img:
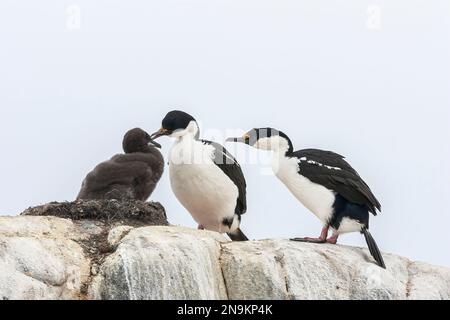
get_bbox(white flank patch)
[335,217,364,234]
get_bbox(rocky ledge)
[0,202,449,300]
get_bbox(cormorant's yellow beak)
[226,133,250,144]
[150,128,172,140]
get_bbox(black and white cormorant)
[150,110,248,241]
[227,128,385,268]
[77,128,164,201]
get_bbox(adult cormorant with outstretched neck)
[227,128,385,268]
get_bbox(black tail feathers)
[227,228,249,241]
[362,228,386,269]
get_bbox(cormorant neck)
[174,121,200,141]
[271,135,294,157]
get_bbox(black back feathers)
[294,149,381,215]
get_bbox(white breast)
[273,155,335,225]
[169,138,239,233]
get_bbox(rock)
[0,216,90,300]
[90,227,227,300]
[107,226,134,249]
[0,201,169,300]
[406,262,450,299]
[1,210,450,300]
[219,240,409,300]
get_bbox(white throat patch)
[170,121,199,139]
[255,136,290,154]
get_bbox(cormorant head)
[123,128,161,153]
[226,127,293,154]
[150,110,199,141]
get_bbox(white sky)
[1,1,449,267]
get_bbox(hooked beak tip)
[150,128,170,142]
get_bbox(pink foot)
[291,237,326,243]
[290,226,329,244]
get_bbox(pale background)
[1,1,449,267]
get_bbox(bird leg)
[326,234,338,244]
[197,224,205,230]
[290,226,329,243]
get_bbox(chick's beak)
[148,140,162,149]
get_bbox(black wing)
[202,140,247,215]
[293,149,381,215]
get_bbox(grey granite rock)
[1,214,449,300]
